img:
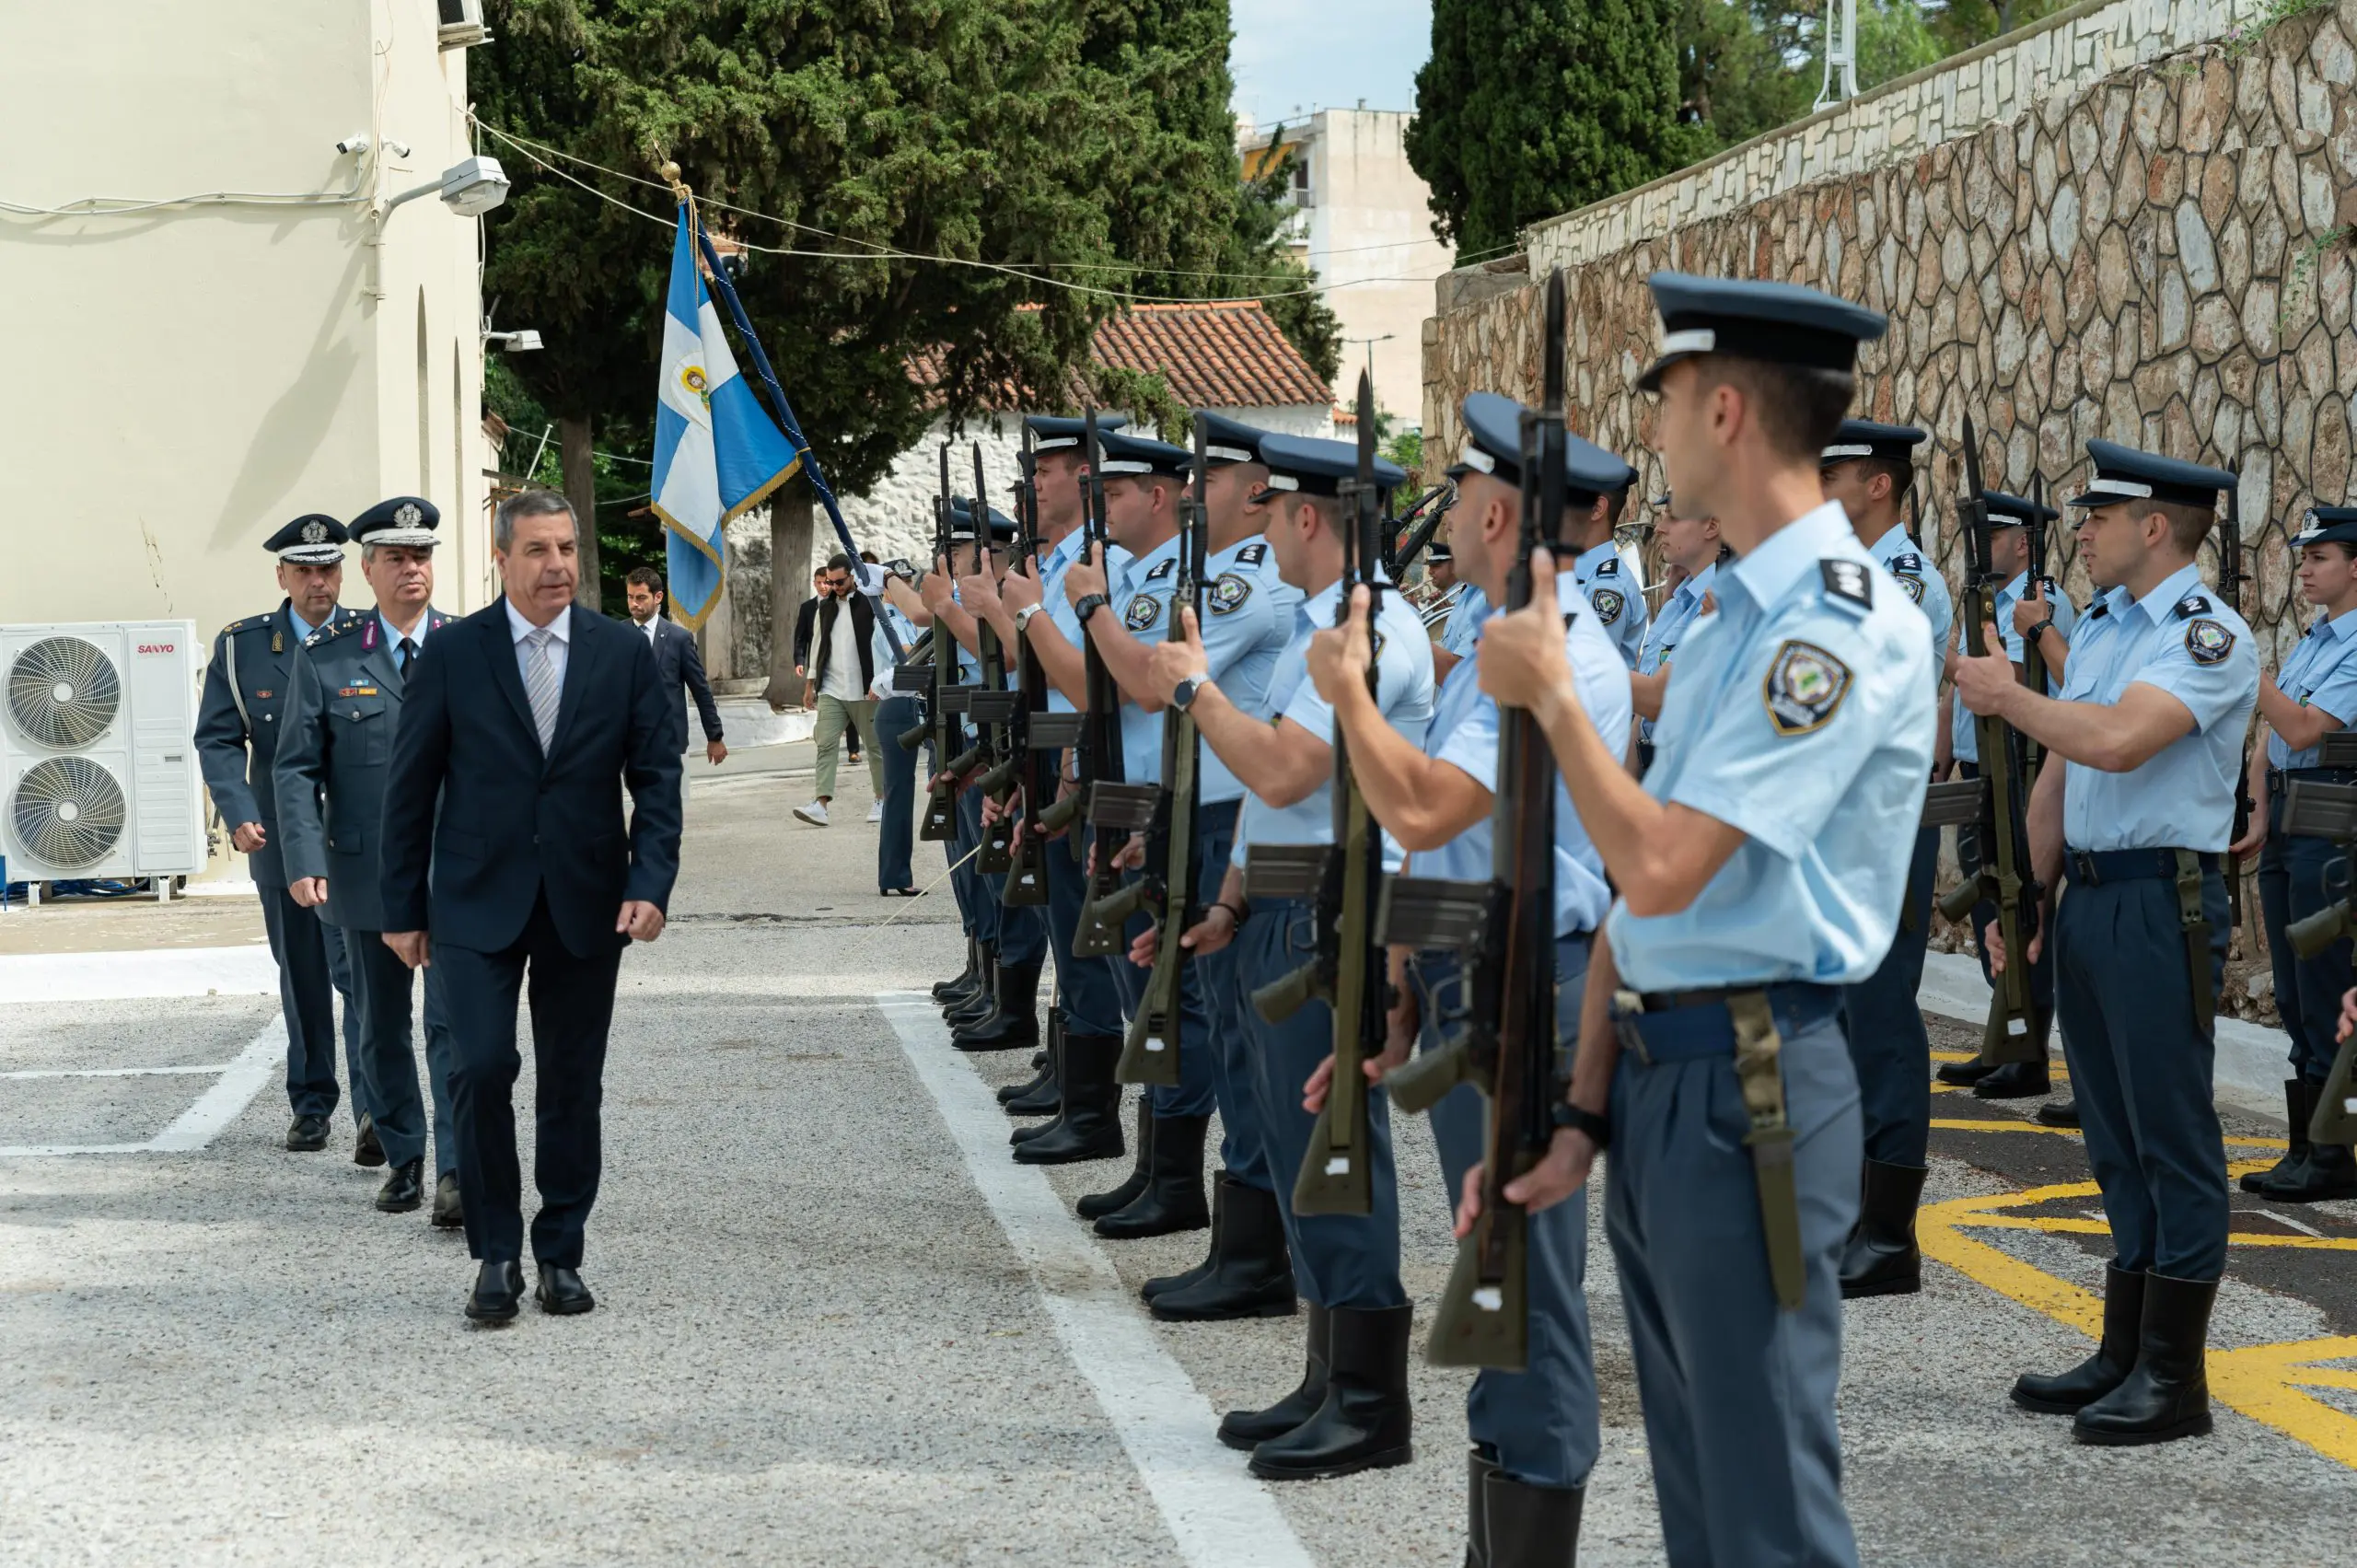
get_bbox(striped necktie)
[523,628,562,752]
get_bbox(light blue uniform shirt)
[1606,502,1937,990]
[1573,539,1648,669]
[1038,528,1132,715]
[1233,575,1435,873]
[1110,531,1186,784]
[1413,572,1631,936]
[2059,563,2258,853]
[287,606,322,645]
[1950,570,2074,764]
[2265,606,2357,770]
[868,602,918,698]
[1440,584,1488,657]
[1635,561,1717,744]
[1866,525,1953,671]
[1196,537,1302,806]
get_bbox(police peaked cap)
[1820,420,1925,466]
[265,513,349,563]
[1449,391,1637,501]
[2293,505,2357,548]
[1024,412,1128,454]
[2067,439,2236,510]
[350,495,441,550]
[1191,411,1272,467]
[1256,434,1408,500]
[946,498,1017,544]
[1981,489,2059,530]
[1638,272,1887,392]
[1094,430,1194,481]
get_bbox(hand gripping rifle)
[1086,424,1212,1087]
[1045,409,1132,955]
[991,424,1056,909]
[2221,469,2251,933]
[1245,368,1391,1218]
[1374,266,1573,1370]
[2284,756,2357,1147]
[917,442,971,842]
[1924,416,2045,1066]
[962,443,1023,877]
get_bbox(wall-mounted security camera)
[382,138,412,159]
[335,134,371,156]
[484,329,543,352]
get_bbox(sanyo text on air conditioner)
[1,622,204,900]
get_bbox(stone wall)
[1423,2,2357,662]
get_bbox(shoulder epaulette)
[1819,558,1874,612]
[219,614,265,637]
[1144,557,1178,582]
[2173,592,2212,620]
[1592,555,1621,577]
[2085,598,2110,620]
[1237,541,1268,567]
[1887,552,1923,575]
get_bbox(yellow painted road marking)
[1930,1117,2288,1150]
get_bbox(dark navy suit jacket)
[641,614,724,755]
[380,599,683,958]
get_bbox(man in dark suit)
[380,490,683,1324]
[192,515,370,1156]
[622,567,727,768]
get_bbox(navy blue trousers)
[1194,802,1269,1187]
[2054,868,2230,1281]
[266,885,368,1123]
[348,930,458,1177]
[877,694,920,892]
[1106,844,1219,1120]
[1841,822,1936,1166]
[1234,896,1404,1309]
[1410,936,1598,1491]
[2257,796,2355,1084]
[1043,824,1128,1039]
[1607,1000,1863,1568]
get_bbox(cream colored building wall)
[0,1,493,640]
[1296,110,1454,424]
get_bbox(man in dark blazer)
[380,490,683,1324]
[621,567,726,767]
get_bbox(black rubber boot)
[932,938,981,1002]
[1143,1179,1224,1302]
[1838,1158,1928,1299]
[2240,1079,2310,1192]
[2035,1098,2079,1129]
[2266,1109,2357,1202]
[1095,1113,1212,1239]
[941,943,993,1015]
[1464,1448,1498,1568]
[954,961,1042,1051]
[1219,1305,1329,1451]
[998,1047,1053,1105]
[1480,1463,1584,1568]
[2012,1263,2144,1413]
[1076,1101,1154,1215]
[1972,1058,2051,1098]
[1152,1177,1297,1321]
[945,968,1000,1028]
[1002,1034,1062,1117]
[2073,1272,2217,1446]
[1248,1303,1414,1480]
[1011,1036,1124,1165]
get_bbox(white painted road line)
[0,945,279,1005]
[148,1018,285,1152]
[0,1141,154,1158]
[2,1063,236,1080]
[877,993,1317,1568]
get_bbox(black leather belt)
[2062,847,2219,887]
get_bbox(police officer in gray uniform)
[276,496,462,1225]
[1473,273,1923,1567]
[1956,440,2255,1446]
[193,515,370,1156]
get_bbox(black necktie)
[398,636,415,677]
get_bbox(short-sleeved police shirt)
[1951,570,2074,763]
[1572,539,1647,669]
[2266,604,2357,771]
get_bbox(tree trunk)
[764,485,815,710]
[561,414,601,611]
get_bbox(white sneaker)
[866,801,884,824]
[794,799,830,826]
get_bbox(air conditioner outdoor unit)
[438,0,491,50]
[0,621,203,900]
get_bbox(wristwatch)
[1014,602,1043,636]
[1550,1100,1612,1149]
[1075,593,1109,626]
[1172,674,1205,710]
[2026,615,2057,641]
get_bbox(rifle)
[2284,768,2357,1148]
[2018,471,2050,778]
[1385,482,1459,581]
[1043,409,1131,956]
[964,443,1022,877]
[989,424,1055,908]
[1086,424,1212,1087]
[917,442,970,842]
[1245,368,1391,1218]
[2222,468,2250,934]
[1927,416,2045,1067]
[1375,266,1573,1369]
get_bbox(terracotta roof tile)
[908,300,1329,412]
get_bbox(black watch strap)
[1075,593,1109,625]
[1550,1100,1611,1149]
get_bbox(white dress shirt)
[819,598,862,703]
[505,595,571,689]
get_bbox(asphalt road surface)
[2,752,2351,1566]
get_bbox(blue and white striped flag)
[652,203,798,629]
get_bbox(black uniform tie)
[398,636,416,677]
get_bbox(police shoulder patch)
[2172,592,2212,621]
[1144,558,1178,582]
[1237,541,1268,567]
[1819,558,1874,610]
[1208,573,1254,616]
[2184,618,2235,666]
[1762,639,1853,736]
[1898,575,1927,604]
[1124,595,1164,632]
[1589,587,1625,624]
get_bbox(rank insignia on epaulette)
[1124,596,1163,631]
[1593,556,1620,577]
[1238,542,1268,566]
[1763,640,1852,736]
[2173,593,2212,620]
[1889,552,1922,574]
[1590,588,1625,624]
[1209,573,1253,615]
[2184,619,2235,665]
[1144,558,1178,581]
[1819,559,1874,609]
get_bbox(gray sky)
[1229,0,1432,131]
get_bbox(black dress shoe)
[2035,1098,2080,1128]
[285,1114,329,1152]
[353,1115,386,1167]
[536,1262,596,1315]
[432,1172,464,1228]
[375,1157,424,1213]
[466,1260,525,1323]
[1972,1060,2050,1099]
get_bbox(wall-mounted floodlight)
[384,155,510,218]
[484,329,542,352]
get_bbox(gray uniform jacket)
[193,600,364,889]
[273,610,454,932]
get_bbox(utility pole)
[1814,0,1861,112]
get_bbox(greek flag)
[652,203,798,630]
